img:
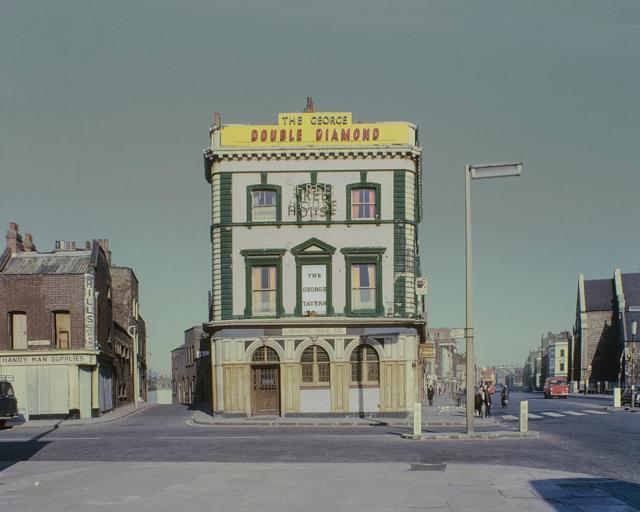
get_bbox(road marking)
[528,413,544,419]
[157,436,260,440]
[501,415,518,421]
[311,434,389,438]
[561,410,587,416]
[541,412,565,417]
[0,437,102,442]
[582,410,608,415]
[44,437,102,440]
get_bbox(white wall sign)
[27,340,51,347]
[0,353,97,366]
[301,264,327,315]
[84,273,96,349]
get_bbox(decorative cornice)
[203,145,421,163]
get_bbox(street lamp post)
[465,162,522,434]
[632,320,637,410]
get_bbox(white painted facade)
[203,110,424,417]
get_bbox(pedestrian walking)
[427,386,434,406]
[474,388,483,417]
[483,386,492,417]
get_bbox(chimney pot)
[6,222,23,253]
[304,97,314,113]
[23,233,35,252]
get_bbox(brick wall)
[0,274,85,349]
[583,310,618,382]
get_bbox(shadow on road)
[0,422,62,472]
[531,478,640,510]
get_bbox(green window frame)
[241,249,286,318]
[341,247,385,317]
[246,184,282,224]
[346,182,381,223]
[291,238,335,316]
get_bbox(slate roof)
[622,273,640,307]
[1,251,92,275]
[583,279,614,311]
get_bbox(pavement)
[190,396,501,427]
[10,402,152,429]
[2,461,639,511]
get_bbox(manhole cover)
[409,463,447,472]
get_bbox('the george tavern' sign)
[301,265,327,315]
[219,112,412,148]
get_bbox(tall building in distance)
[202,101,425,417]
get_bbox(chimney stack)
[97,239,111,266]
[304,97,314,113]
[214,112,222,127]
[5,222,23,253]
[23,233,36,252]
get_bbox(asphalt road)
[1,392,639,483]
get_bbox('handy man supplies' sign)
[219,112,413,147]
[301,265,327,315]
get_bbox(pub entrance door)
[251,365,280,415]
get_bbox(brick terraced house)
[0,223,146,418]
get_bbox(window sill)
[350,384,380,389]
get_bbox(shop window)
[301,346,330,385]
[350,345,379,385]
[346,183,381,222]
[9,312,27,350]
[247,185,281,223]
[54,312,71,349]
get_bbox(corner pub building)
[203,101,425,417]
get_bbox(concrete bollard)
[413,402,422,438]
[519,400,528,432]
[614,388,621,408]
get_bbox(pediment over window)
[290,238,336,256]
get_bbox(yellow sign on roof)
[218,112,413,148]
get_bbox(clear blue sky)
[2,1,638,373]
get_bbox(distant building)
[424,328,459,394]
[171,326,211,405]
[541,332,570,381]
[111,266,147,404]
[574,269,640,391]
[524,348,543,390]
[0,223,146,418]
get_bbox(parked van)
[0,377,25,428]
[543,377,569,398]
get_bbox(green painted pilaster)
[220,173,233,319]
